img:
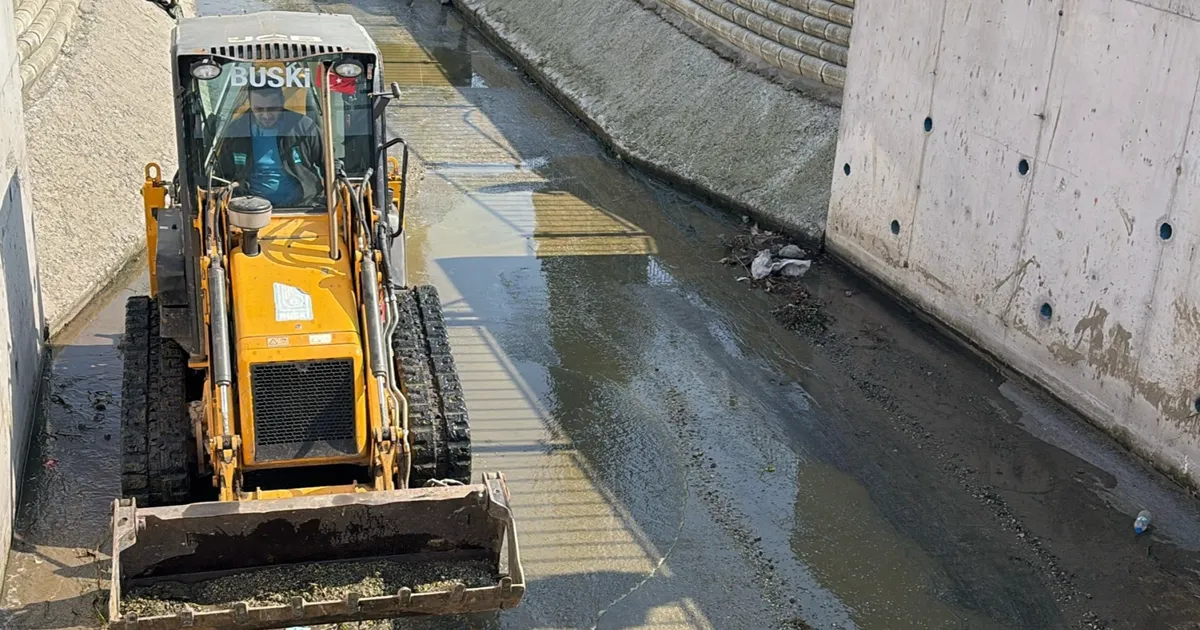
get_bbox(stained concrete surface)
[22,0,185,334]
[826,0,1200,494]
[0,0,47,587]
[3,1,1200,629]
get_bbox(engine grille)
[250,358,358,462]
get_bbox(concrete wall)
[828,0,1200,488]
[0,0,47,583]
[455,0,842,247]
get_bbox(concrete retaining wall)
[641,0,853,89]
[455,0,842,247]
[828,0,1200,489]
[22,0,182,333]
[0,0,47,583]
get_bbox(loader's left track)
[120,296,195,507]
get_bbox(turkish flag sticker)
[317,67,358,95]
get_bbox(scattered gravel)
[121,559,498,617]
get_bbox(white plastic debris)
[750,250,812,280]
[779,244,806,259]
[778,259,812,277]
[751,250,773,279]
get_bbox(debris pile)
[121,558,498,617]
[720,223,829,333]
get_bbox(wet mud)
[2,264,148,630]
[121,558,497,616]
[4,1,1200,629]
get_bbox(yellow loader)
[109,10,523,628]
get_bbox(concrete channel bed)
[3,0,1200,628]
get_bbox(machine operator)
[215,84,326,207]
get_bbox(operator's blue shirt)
[248,124,302,206]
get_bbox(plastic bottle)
[1134,510,1152,535]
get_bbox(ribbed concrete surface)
[646,0,853,89]
[455,0,841,247]
[12,0,83,97]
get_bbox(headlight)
[190,60,221,80]
[333,60,363,78]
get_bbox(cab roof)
[173,11,379,59]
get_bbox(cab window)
[183,56,373,210]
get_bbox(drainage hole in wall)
[1160,222,1173,240]
[924,117,933,132]
[890,220,900,234]
[1194,397,1200,414]
[1018,159,1030,176]
[1039,302,1053,320]
[843,163,851,176]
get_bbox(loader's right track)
[392,285,472,486]
[120,296,194,507]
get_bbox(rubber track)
[120,296,151,504]
[393,289,439,483]
[120,296,192,506]
[415,285,471,483]
[147,309,192,505]
[391,285,472,485]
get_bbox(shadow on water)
[345,3,1200,629]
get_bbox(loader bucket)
[107,473,524,630]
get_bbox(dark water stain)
[2,265,148,628]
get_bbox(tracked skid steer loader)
[109,11,523,628]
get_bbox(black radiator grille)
[250,358,358,462]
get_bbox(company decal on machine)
[228,65,312,89]
[273,282,313,322]
[227,34,324,43]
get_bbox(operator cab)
[173,12,384,214]
[159,11,401,359]
[183,55,373,212]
